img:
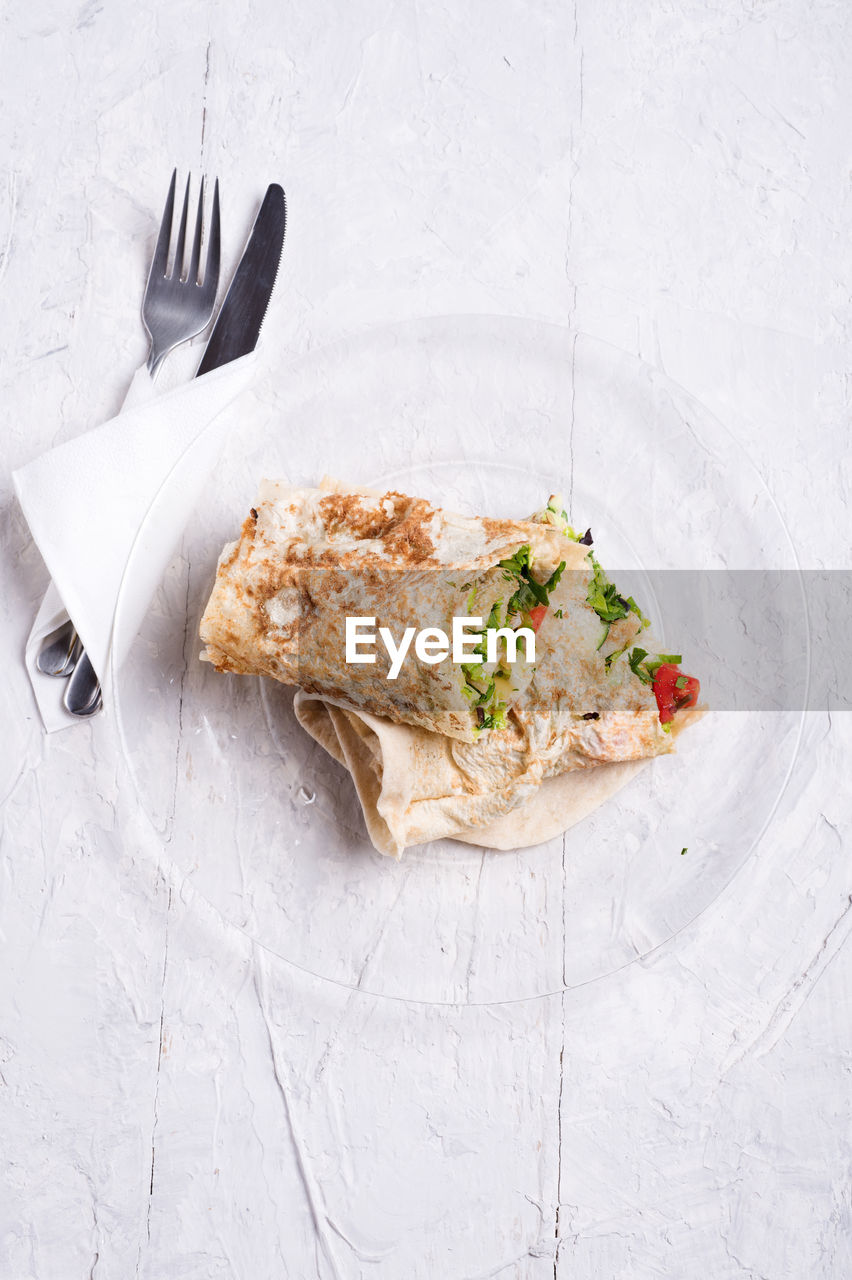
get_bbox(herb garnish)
[628,647,650,681]
[498,544,566,621]
[477,705,507,731]
[626,648,683,684]
[460,599,511,731]
[462,544,567,734]
[586,553,648,650]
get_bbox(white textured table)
[2,3,850,1276]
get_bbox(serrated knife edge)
[196,183,287,377]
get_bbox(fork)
[143,169,221,377]
[37,170,222,715]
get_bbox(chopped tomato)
[652,663,700,724]
[529,604,548,633]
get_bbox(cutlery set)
[37,171,287,718]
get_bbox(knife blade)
[196,182,287,376]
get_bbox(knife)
[196,183,287,376]
[64,182,287,717]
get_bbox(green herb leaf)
[586,557,630,624]
[498,545,532,578]
[500,545,566,621]
[585,554,649,640]
[628,647,651,682]
[478,680,496,708]
[623,595,650,628]
[476,704,507,732]
[525,575,550,607]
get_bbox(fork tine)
[149,168,176,281]
[143,170,222,377]
[187,176,204,286]
[173,174,191,280]
[201,177,221,296]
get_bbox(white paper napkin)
[13,356,256,732]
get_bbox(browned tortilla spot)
[482,518,520,546]
[314,491,438,562]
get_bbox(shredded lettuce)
[455,504,584,731]
[460,543,567,734]
[498,544,567,622]
[585,552,649,652]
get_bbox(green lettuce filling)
[458,492,658,731]
[585,552,649,656]
[461,600,508,731]
[498,544,566,621]
[459,546,567,735]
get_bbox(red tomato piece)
[652,663,700,724]
[529,604,548,633]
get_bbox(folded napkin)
[293,690,647,857]
[14,356,256,731]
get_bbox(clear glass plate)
[111,316,804,1004]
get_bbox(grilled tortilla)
[200,479,591,741]
[200,481,702,856]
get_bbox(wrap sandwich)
[200,481,702,855]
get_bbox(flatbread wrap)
[200,482,702,855]
[200,480,590,741]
